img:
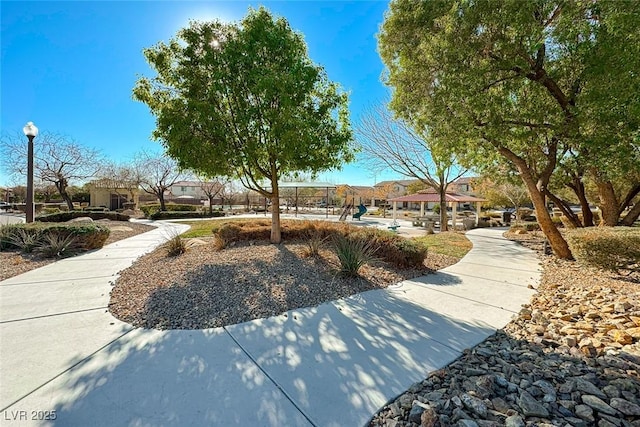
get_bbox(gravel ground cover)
[109,237,458,329]
[0,220,155,281]
[369,230,640,427]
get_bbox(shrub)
[302,228,328,258]
[164,233,187,257]
[37,233,77,258]
[0,223,110,253]
[0,224,23,251]
[37,211,130,222]
[209,219,428,267]
[351,227,428,268]
[566,227,640,275]
[333,235,378,277]
[149,211,224,220]
[140,203,199,217]
[9,228,43,253]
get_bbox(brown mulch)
[0,221,155,281]
[108,238,459,330]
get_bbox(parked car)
[0,202,11,212]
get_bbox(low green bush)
[140,203,199,217]
[208,219,427,268]
[510,222,541,232]
[0,223,110,253]
[37,211,130,222]
[566,227,640,275]
[150,211,224,220]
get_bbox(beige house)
[88,179,140,210]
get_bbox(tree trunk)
[158,192,167,211]
[514,171,573,259]
[438,186,448,232]
[270,183,281,244]
[55,179,74,211]
[208,196,214,215]
[596,180,620,226]
[570,178,593,226]
[621,201,640,226]
[545,191,582,228]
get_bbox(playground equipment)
[339,203,353,221]
[353,204,367,220]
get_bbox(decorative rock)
[409,403,426,424]
[504,415,525,427]
[517,390,549,418]
[576,379,608,399]
[575,404,595,422]
[627,327,640,339]
[457,420,479,427]
[608,330,633,345]
[421,407,438,427]
[582,395,617,416]
[399,393,414,409]
[610,398,640,416]
[461,393,488,418]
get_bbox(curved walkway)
[0,226,540,427]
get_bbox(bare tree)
[1,131,103,210]
[134,151,185,211]
[197,175,229,215]
[357,103,466,231]
[219,181,241,211]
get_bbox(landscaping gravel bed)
[0,220,155,281]
[109,238,456,330]
[369,231,640,427]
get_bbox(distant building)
[88,178,140,210]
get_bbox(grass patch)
[414,231,472,259]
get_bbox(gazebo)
[388,191,487,228]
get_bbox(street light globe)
[23,122,38,137]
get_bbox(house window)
[181,186,187,192]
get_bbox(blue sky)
[1,0,405,187]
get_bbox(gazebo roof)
[388,192,486,203]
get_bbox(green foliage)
[379,0,640,256]
[0,224,22,251]
[140,203,198,217]
[566,227,640,275]
[205,219,427,267]
[1,223,110,252]
[164,232,187,257]
[133,7,355,242]
[37,233,78,258]
[510,222,542,232]
[333,235,378,277]
[8,228,43,253]
[37,211,130,222]
[150,211,224,220]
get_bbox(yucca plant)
[37,233,77,258]
[333,235,378,277]
[9,228,43,253]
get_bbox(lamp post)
[23,122,38,223]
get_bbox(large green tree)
[133,8,354,243]
[379,0,640,259]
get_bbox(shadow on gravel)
[369,330,640,426]
[126,244,425,330]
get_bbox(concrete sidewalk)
[0,226,540,427]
